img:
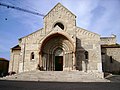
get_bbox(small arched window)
[85,51,88,59]
[31,52,34,60]
[110,56,113,63]
[54,22,64,30]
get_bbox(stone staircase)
[1,70,110,82]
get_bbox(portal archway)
[39,33,74,71]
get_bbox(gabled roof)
[101,44,120,48]
[0,58,9,61]
[100,37,115,39]
[11,45,21,50]
[19,28,43,40]
[44,3,76,18]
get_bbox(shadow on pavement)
[105,75,120,82]
[0,80,120,90]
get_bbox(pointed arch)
[39,33,75,71]
[39,32,75,52]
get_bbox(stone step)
[1,70,109,82]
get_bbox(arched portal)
[40,33,74,71]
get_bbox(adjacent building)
[0,58,9,77]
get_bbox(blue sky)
[0,0,120,60]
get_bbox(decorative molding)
[76,27,100,38]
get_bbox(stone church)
[9,3,120,76]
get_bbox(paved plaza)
[0,80,120,90]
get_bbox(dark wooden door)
[55,56,63,71]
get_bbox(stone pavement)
[0,80,120,90]
[0,71,120,90]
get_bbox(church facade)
[9,3,120,75]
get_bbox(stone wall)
[9,49,21,73]
[100,35,116,45]
[102,47,120,74]
[44,3,76,35]
[76,27,102,72]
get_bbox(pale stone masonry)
[100,34,116,45]
[9,3,120,76]
[101,44,120,74]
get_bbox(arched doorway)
[54,48,63,71]
[40,33,74,71]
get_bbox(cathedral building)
[9,3,120,76]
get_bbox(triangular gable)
[44,3,76,18]
[11,45,21,50]
[19,28,43,40]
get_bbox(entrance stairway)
[1,70,109,82]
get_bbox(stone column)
[72,52,76,70]
[39,53,42,67]
[97,44,103,72]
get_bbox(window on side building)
[85,51,88,60]
[31,52,34,60]
[110,56,113,63]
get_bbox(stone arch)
[39,33,75,71]
[54,22,64,30]
[39,32,74,52]
[52,20,66,31]
[54,47,63,56]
